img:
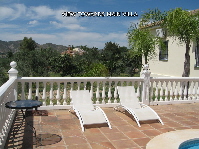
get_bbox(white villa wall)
[144,29,199,77]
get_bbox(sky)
[0,0,199,49]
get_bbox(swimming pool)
[179,139,199,149]
[146,129,199,149]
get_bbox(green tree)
[50,54,75,77]
[14,37,59,77]
[71,46,101,76]
[124,50,142,76]
[14,37,37,76]
[101,42,127,76]
[32,48,59,76]
[128,24,159,64]
[141,8,199,77]
[83,63,109,77]
[20,37,37,52]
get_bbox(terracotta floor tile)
[174,126,191,130]
[84,127,102,134]
[110,120,129,126]
[90,142,116,149]
[104,132,129,141]
[63,136,88,145]
[59,124,80,130]
[179,120,198,126]
[190,125,199,129]
[136,124,154,130]
[112,139,138,148]
[99,126,119,134]
[164,121,183,128]
[133,137,151,147]
[158,127,176,133]
[141,129,161,137]
[85,133,109,143]
[67,144,91,149]
[62,129,83,137]
[117,125,138,132]
[125,130,147,139]
[149,123,165,129]
[5,104,199,149]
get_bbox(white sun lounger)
[70,90,112,131]
[116,86,164,127]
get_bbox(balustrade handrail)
[0,77,17,148]
[151,77,199,81]
[17,77,145,82]
[0,78,16,96]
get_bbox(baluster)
[114,81,118,103]
[165,81,168,101]
[50,82,53,105]
[36,82,39,99]
[96,81,100,104]
[42,82,46,106]
[174,81,178,100]
[197,82,199,100]
[188,81,192,100]
[155,81,158,101]
[136,81,140,99]
[84,81,86,90]
[179,81,183,100]
[170,81,174,101]
[108,81,112,103]
[90,81,94,101]
[63,82,67,105]
[183,81,188,100]
[101,81,106,104]
[21,82,25,100]
[159,81,163,101]
[70,82,74,105]
[192,81,196,101]
[28,82,32,100]
[132,81,135,92]
[77,81,80,90]
[150,81,154,103]
[56,82,60,105]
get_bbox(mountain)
[0,40,21,53]
[0,40,69,54]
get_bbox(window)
[159,40,168,61]
[195,38,199,67]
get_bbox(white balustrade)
[0,77,17,148]
[1,61,199,147]
[13,77,142,109]
[150,78,199,105]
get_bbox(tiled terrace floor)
[5,103,199,149]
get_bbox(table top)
[5,100,42,109]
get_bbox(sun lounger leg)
[159,118,164,125]
[96,106,112,129]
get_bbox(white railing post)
[8,61,18,101]
[141,64,151,105]
[8,61,18,79]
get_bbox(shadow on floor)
[4,110,62,149]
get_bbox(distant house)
[61,47,85,56]
[142,11,199,77]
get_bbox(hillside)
[0,40,69,54]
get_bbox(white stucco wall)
[144,28,199,77]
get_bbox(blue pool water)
[179,139,199,149]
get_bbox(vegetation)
[140,8,199,77]
[128,24,159,64]
[0,38,142,86]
